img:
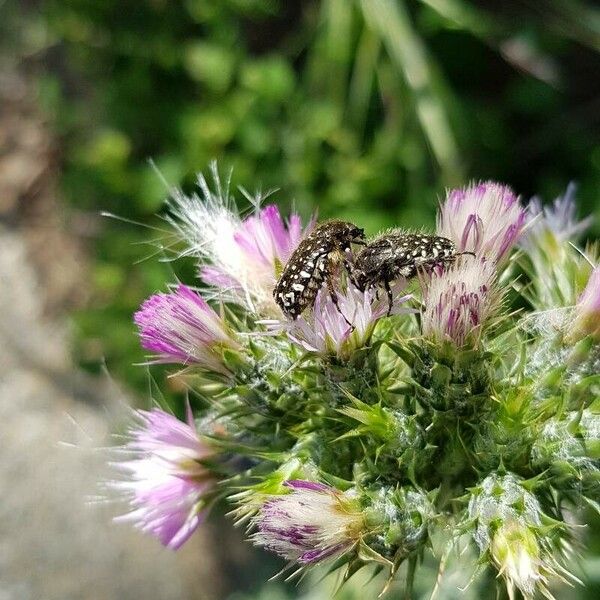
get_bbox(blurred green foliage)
[8,0,600,404]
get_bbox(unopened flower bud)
[491,522,544,599]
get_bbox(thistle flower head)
[437,181,526,263]
[523,183,592,248]
[134,284,239,372]
[572,266,600,341]
[252,480,365,565]
[518,185,596,312]
[110,407,215,550]
[468,473,542,548]
[421,258,498,347]
[167,166,311,315]
[284,283,411,359]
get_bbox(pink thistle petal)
[200,266,241,291]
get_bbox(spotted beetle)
[274,220,365,320]
[353,231,473,314]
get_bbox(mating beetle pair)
[274,220,470,320]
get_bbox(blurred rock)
[0,226,225,600]
[0,63,87,315]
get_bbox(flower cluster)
[107,168,599,599]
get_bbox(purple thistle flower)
[522,183,592,248]
[167,167,312,315]
[272,283,412,358]
[421,259,498,347]
[198,204,309,313]
[110,407,216,550]
[134,284,239,371]
[252,480,365,565]
[437,181,526,263]
[573,267,600,340]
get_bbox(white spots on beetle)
[300,271,310,278]
[292,283,304,292]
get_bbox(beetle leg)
[326,271,354,329]
[341,254,362,290]
[384,278,393,316]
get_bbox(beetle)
[353,231,474,314]
[274,220,365,320]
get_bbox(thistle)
[134,284,240,372]
[252,481,366,565]
[282,283,411,360]
[106,168,599,599]
[420,257,499,349]
[437,181,526,263]
[571,267,600,342]
[166,163,312,315]
[109,407,217,550]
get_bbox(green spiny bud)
[364,487,433,561]
[467,473,573,599]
